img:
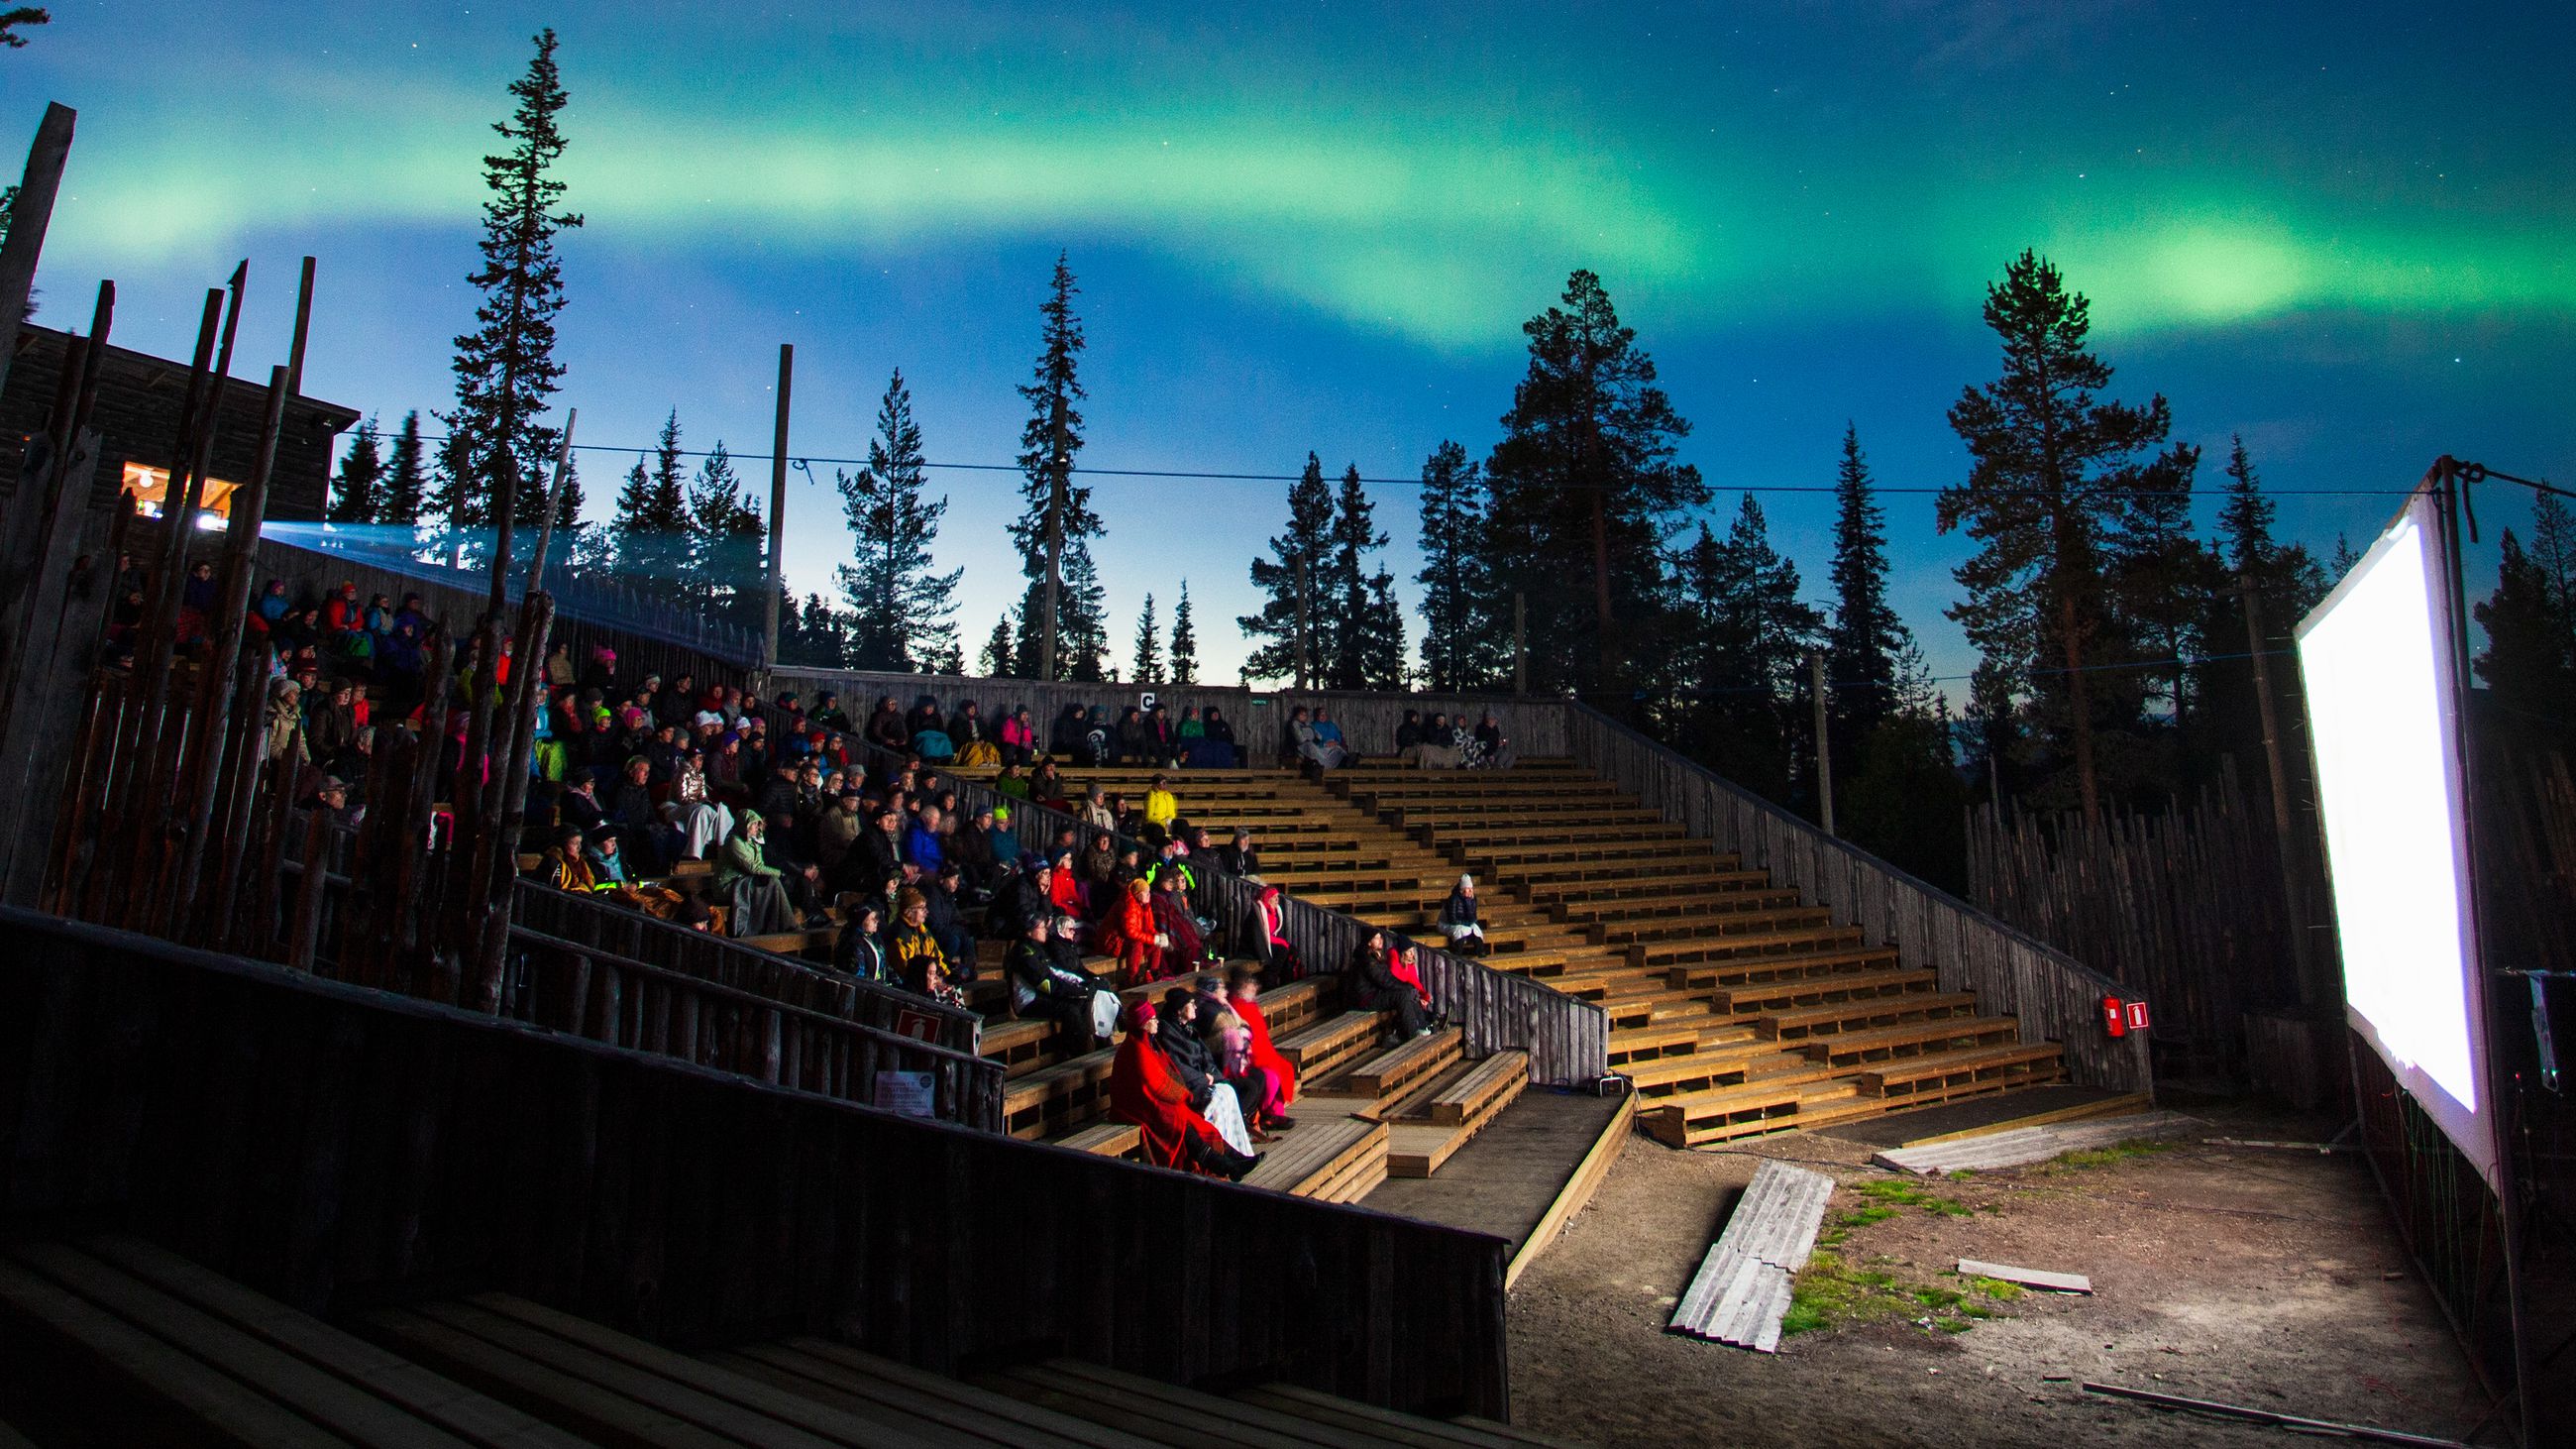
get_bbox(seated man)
[1006,914,1108,1056]
[890,886,967,1007]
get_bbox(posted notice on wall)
[873,1070,937,1119]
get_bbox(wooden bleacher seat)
[1052,1121,1143,1159]
[1002,1049,1118,1139]
[1237,1114,1388,1202]
[0,1238,588,1448]
[708,1339,1149,1448]
[1341,1028,1462,1102]
[1704,966,1936,1017]
[1797,1017,2024,1068]
[1755,991,1979,1041]
[1273,1009,1389,1082]
[1858,1042,2064,1099]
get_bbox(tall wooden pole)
[763,344,793,668]
[525,409,576,598]
[285,255,316,397]
[2238,570,2317,1007]
[0,103,74,407]
[1041,432,1064,682]
[1292,552,1310,691]
[1512,592,1527,697]
[1810,648,1836,837]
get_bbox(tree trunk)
[2058,584,2101,825]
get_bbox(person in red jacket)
[1225,965,1298,1131]
[1109,1001,1253,1179]
[1106,876,1165,987]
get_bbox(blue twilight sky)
[7,1,2570,686]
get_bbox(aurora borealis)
[9,1,2570,682]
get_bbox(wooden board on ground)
[1666,1160,1837,1354]
[1870,1111,2196,1176]
[1957,1259,2093,1294]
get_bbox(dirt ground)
[1505,1104,2491,1448]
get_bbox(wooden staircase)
[1319,757,2067,1148]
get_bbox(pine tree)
[0,10,50,50]
[1939,250,2193,822]
[610,409,693,599]
[1131,593,1161,683]
[327,417,384,525]
[1008,253,1099,679]
[1060,546,1110,682]
[835,369,961,672]
[1824,424,1914,748]
[1361,571,1407,689]
[1168,582,1199,685]
[1238,453,1336,685]
[1485,270,1706,692]
[379,411,428,526]
[1415,440,1502,691]
[982,613,1016,678]
[686,442,764,632]
[441,28,583,597]
[1324,464,1393,689]
[1677,497,1822,803]
[2328,532,2360,578]
[2474,527,2576,738]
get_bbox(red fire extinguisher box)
[2101,995,2127,1038]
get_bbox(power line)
[395,428,2418,499]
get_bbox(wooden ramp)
[1666,1160,1837,1354]
[1871,1110,2198,1175]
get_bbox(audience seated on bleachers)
[1346,929,1431,1042]
[715,813,798,938]
[1109,1001,1255,1180]
[1156,986,1258,1155]
[891,886,967,1007]
[1226,965,1299,1130]
[1006,913,1112,1055]
[1103,876,1165,986]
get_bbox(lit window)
[123,463,240,524]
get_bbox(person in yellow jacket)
[1143,773,1179,834]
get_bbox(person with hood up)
[1104,875,1166,986]
[833,899,889,981]
[1006,913,1108,1055]
[1156,987,1257,1156]
[1108,1001,1254,1179]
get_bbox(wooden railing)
[830,729,1609,1087]
[0,907,1512,1419]
[1560,701,2152,1095]
[508,926,1003,1129]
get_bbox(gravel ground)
[1504,1105,2489,1448]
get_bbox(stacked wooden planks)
[1666,1160,1838,1354]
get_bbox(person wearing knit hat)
[890,886,963,1006]
[1439,873,1486,955]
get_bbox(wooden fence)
[0,908,1513,1419]
[255,531,756,689]
[1558,701,2152,1095]
[1964,765,2317,1079]
[770,664,1567,759]
[822,725,1610,1087]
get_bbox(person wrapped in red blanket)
[1108,1001,1256,1180]
[1224,964,1298,1131]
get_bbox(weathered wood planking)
[1872,1110,2196,1175]
[1557,703,2152,1097]
[1667,1161,1837,1353]
[0,908,1514,1421]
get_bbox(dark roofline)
[12,322,364,433]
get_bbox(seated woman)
[1438,874,1488,955]
[1252,884,1303,979]
[1104,876,1167,986]
[1047,850,1084,921]
[714,814,796,938]
[1109,1002,1254,1180]
[1344,929,1430,1040]
[833,899,889,981]
[1157,988,1257,1155]
[1284,706,1345,772]
[1151,870,1210,969]
[1311,710,1353,762]
[997,707,1037,766]
[1388,938,1440,1024]
[1466,711,1515,769]
[1225,965,1298,1131]
[890,886,968,1007]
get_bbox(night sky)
[10,1,2570,686]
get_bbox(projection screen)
[2297,489,2497,1190]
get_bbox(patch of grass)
[1947,1169,1977,1181]
[2048,1138,2180,1172]
[1958,1302,1995,1320]
[1933,1316,1975,1333]
[1839,1204,1899,1227]
[1781,1251,1912,1337]
[1967,1275,2027,1302]
[1853,1178,1976,1216]
[1910,1285,1969,1311]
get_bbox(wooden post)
[472,595,554,1013]
[763,345,792,668]
[285,256,316,397]
[1810,649,1835,837]
[524,409,575,597]
[0,103,73,408]
[1512,592,1527,697]
[2238,571,2318,1008]
[1293,552,1310,690]
[165,367,290,934]
[1041,448,1063,681]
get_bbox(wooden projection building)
[1,321,359,522]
